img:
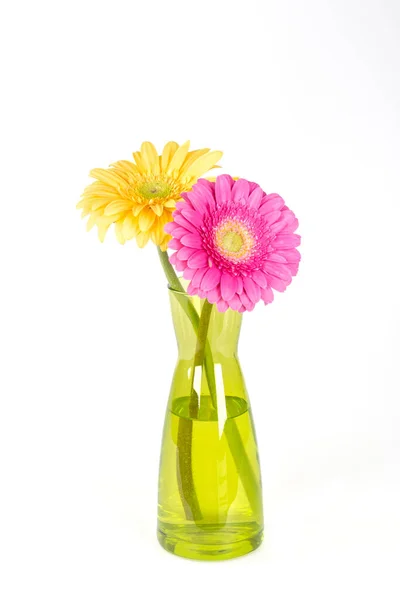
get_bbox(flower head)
[77,141,223,250]
[165,175,301,312]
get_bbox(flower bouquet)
[77,141,301,561]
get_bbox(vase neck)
[168,289,242,358]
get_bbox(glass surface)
[157,288,263,560]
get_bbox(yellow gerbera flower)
[77,141,223,250]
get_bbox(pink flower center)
[215,219,255,262]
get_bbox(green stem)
[157,248,217,407]
[158,248,215,521]
[188,300,214,419]
[176,300,214,522]
[224,419,262,517]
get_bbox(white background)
[1,0,399,598]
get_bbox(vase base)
[157,522,263,561]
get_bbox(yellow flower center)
[137,180,172,200]
[215,219,254,261]
[221,230,244,253]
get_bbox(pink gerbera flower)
[164,175,301,312]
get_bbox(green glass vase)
[157,287,263,561]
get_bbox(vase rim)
[168,283,189,296]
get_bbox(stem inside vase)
[177,299,214,521]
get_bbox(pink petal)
[169,252,178,265]
[190,180,215,209]
[243,277,262,303]
[248,186,264,210]
[200,267,221,292]
[207,285,221,303]
[248,181,259,194]
[181,208,204,227]
[183,267,196,280]
[259,194,284,215]
[215,175,233,204]
[173,213,198,233]
[191,266,208,288]
[270,210,297,234]
[285,248,301,275]
[287,263,299,276]
[263,261,292,281]
[187,282,199,296]
[265,210,282,226]
[187,250,208,269]
[188,189,214,216]
[232,178,250,203]
[168,238,183,250]
[220,272,237,301]
[251,270,268,289]
[164,221,180,234]
[269,220,290,235]
[261,286,274,304]
[266,275,288,292]
[240,291,253,309]
[168,226,190,239]
[283,248,301,263]
[196,178,215,191]
[229,294,243,311]
[177,246,198,261]
[273,234,301,249]
[180,233,203,249]
[174,258,186,272]
[283,217,299,234]
[236,276,244,295]
[266,253,288,263]
[216,299,229,312]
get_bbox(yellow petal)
[159,237,170,251]
[83,182,121,198]
[151,223,166,246]
[96,216,115,242]
[161,141,179,172]
[161,208,174,225]
[110,160,139,174]
[132,151,147,173]
[166,140,190,175]
[90,197,115,211]
[180,148,209,174]
[90,168,128,189]
[82,190,121,202]
[136,231,150,248]
[151,204,163,216]
[139,206,156,232]
[97,224,110,242]
[140,142,160,176]
[132,203,145,216]
[104,200,133,216]
[86,209,104,232]
[114,219,126,244]
[80,206,91,218]
[122,214,139,240]
[76,199,86,209]
[155,211,173,244]
[184,150,223,179]
[163,199,176,208]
